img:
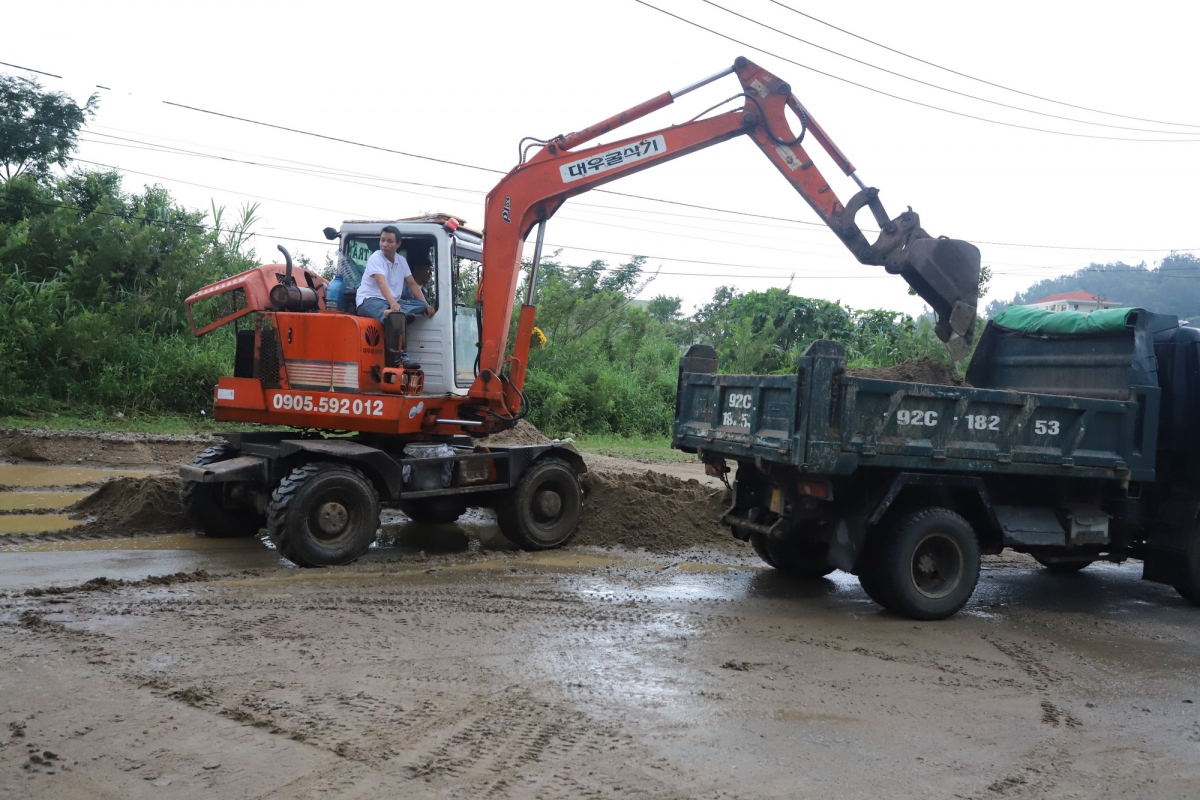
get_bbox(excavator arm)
[471,56,981,409]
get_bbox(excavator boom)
[474,56,981,403]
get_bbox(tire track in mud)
[6,577,725,798]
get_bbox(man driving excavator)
[355,226,433,369]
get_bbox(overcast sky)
[6,0,1199,316]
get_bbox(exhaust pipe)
[269,245,320,311]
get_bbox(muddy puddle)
[0,514,83,534]
[0,490,88,511]
[0,463,158,488]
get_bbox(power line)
[632,0,1200,143]
[162,101,507,176]
[59,159,830,278]
[0,61,63,79]
[700,0,1193,136]
[80,125,1200,254]
[765,0,1200,130]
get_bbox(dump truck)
[180,57,983,567]
[673,308,1200,619]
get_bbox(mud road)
[2,430,1199,798]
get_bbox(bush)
[0,171,254,414]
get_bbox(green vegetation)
[0,171,258,416]
[985,253,1200,321]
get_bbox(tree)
[0,74,97,182]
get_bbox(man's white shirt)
[355,250,412,306]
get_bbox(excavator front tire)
[267,462,379,567]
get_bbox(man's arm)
[371,273,402,312]
[404,275,435,316]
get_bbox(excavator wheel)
[496,458,582,550]
[267,462,380,568]
[180,445,264,538]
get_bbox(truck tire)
[751,532,835,578]
[496,458,582,550]
[749,532,777,568]
[266,463,380,568]
[864,507,980,620]
[1173,527,1200,605]
[1033,555,1094,573]
[180,446,264,538]
[399,498,467,525]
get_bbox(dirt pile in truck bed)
[846,357,966,386]
[575,470,732,551]
[67,475,187,532]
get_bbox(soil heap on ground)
[846,357,965,386]
[67,475,187,532]
[575,470,732,551]
[474,420,551,446]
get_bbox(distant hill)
[985,253,1200,321]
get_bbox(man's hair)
[380,225,401,242]
[408,251,433,270]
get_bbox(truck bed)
[673,346,1159,482]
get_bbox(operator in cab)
[355,226,434,369]
[400,252,435,319]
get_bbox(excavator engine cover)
[898,237,981,356]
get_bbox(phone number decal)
[269,392,384,417]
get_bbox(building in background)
[1024,290,1118,313]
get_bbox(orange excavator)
[181,56,981,567]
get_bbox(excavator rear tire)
[267,462,379,568]
[180,445,264,538]
[496,458,582,550]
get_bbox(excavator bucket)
[897,237,981,360]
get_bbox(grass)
[570,433,693,463]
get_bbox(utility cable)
[632,0,1200,143]
[77,129,1200,253]
[700,0,1195,136]
[765,0,1200,130]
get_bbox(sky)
[5,0,1199,316]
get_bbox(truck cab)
[333,214,482,397]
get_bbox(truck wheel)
[180,446,264,538]
[1033,555,1094,573]
[749,532,777,568]
[266,463,380,567]
[1173,528,1200,605]
[752,533,835,578]
[867,507,980,620]
[496,458,582,550]
[399,498,467,525]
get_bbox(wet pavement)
[3,456,1200,797]
[4,539,1198,799]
